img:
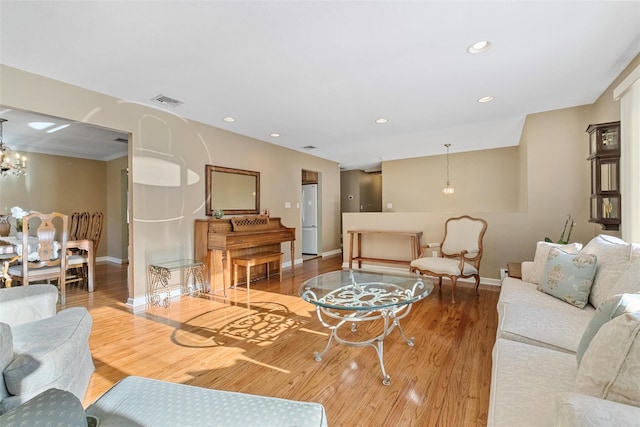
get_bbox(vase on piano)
[0,214,9,237]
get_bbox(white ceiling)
[1,1,639,170]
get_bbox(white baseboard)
[322,248,343,257]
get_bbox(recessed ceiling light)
[270,133,280,138]
[478,96,495,103]
[375,118,388,124]
[467,40,492,54]
[222,117,235,123]
[28,121,55,130]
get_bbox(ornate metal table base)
[147,259,206,307]
[302,275,427,385]
[312,301,415,385]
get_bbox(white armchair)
[0,285,94,414]
[410,215,488,303]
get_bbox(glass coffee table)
[299,269,433,385]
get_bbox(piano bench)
[233,251,283,289]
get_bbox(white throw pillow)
[528,241,583,285]
[582,235,633,308]
[575,311,640,407]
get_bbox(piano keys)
[194,216,295,290]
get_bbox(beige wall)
[0,64,341,305]
[382,146,521,213]
[344,53,640,280]
[0,152,110,257]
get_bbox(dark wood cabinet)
[587,121,620,231]
[302,169,318,184]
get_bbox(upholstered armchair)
[410,215,487,303]
[0,285,94,414]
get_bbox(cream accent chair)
[7,212,68,305]
[410,215,487,303]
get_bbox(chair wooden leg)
[438,277,443,289]
[450,277,456,304]
[474,275,480,296]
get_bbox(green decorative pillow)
[576,293,640,365]
[537,248,597,308]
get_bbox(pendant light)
[442,143,454,195]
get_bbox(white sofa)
[488,235,640,426]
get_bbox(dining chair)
[6,212,69,304]
[410,215,488,303]
[67,212,103,288]
[69,211,90,241]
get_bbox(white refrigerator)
[301,184,318,255]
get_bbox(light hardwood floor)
[62,255,499,426]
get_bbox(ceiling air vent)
[302,145,317,150]
[150,94,184,108]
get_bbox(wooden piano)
[194,216,295,290]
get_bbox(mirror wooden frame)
[205,165,260,216]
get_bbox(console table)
[146,259,206,307]
[347,230,423,269]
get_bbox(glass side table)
[147,259,207,307]
[299,269,433,385]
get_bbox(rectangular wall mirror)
[205,165,260,216]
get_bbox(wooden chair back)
[440,215,488,267]
[88,212,104,251]
[15,212,68,303]
[70,212,91,240]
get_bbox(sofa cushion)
[527,241,583,285]
[609,256,640,296]
[0,323,13,402]
[555,392,640,426]
[576,293,640,365]
[537,248,597,308]
[488,338,577,426]
[5,308,92,396]
[0,388,88,427]
[497,293,595,354]
[582,234,633,309]
[0,284,58,327]
[576,311,640,407]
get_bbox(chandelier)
[442,143,454,195]
[0,118,27,177]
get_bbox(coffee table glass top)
[299,269,432,311]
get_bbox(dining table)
[0,236,95,292]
